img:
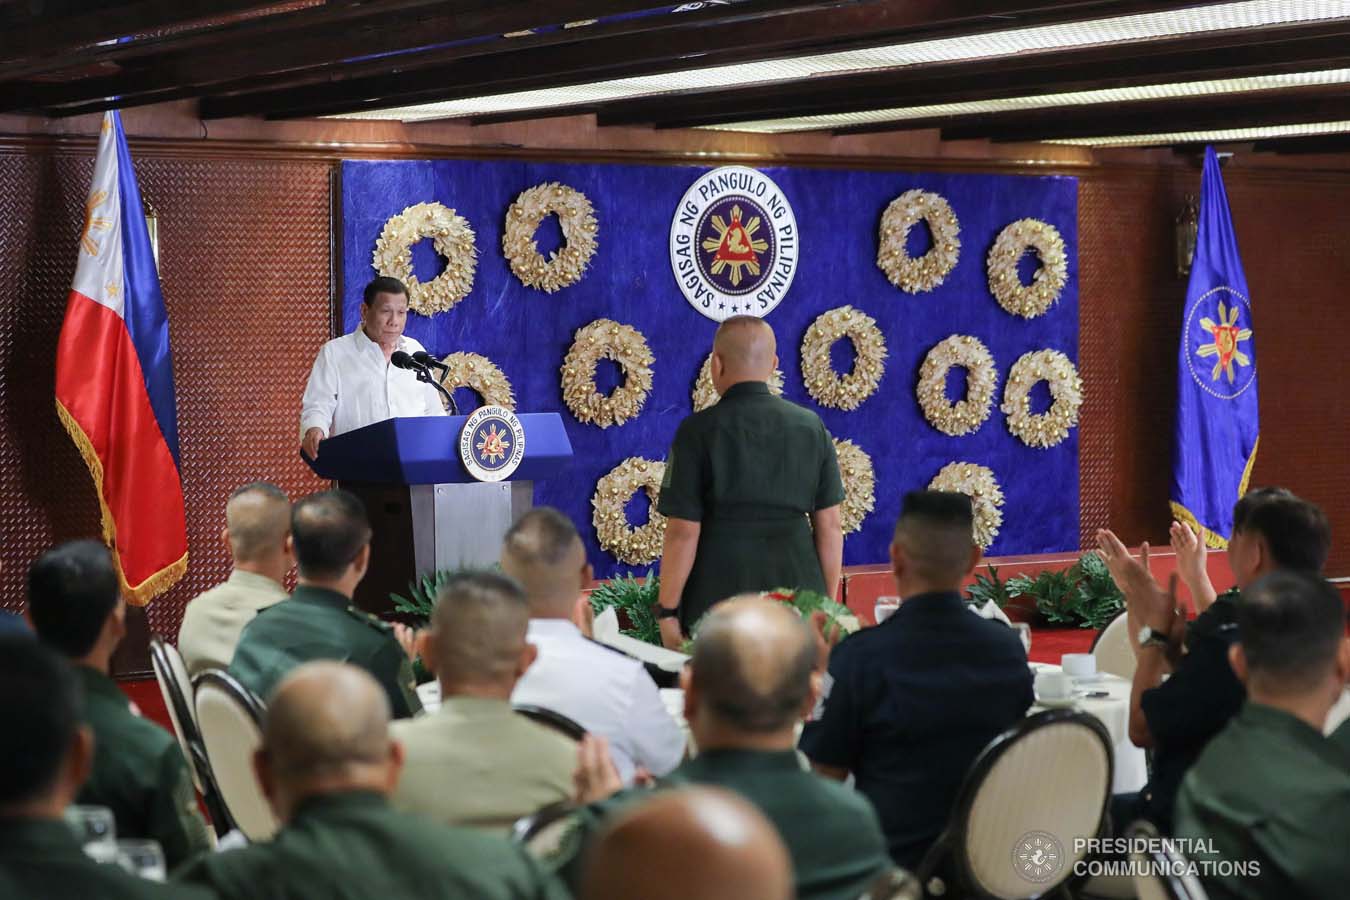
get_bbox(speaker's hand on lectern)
[302,427,324,459]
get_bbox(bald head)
[261,661,391,782]
[580,787,792,900]
[690,596,816,734]
[225,482,290,564]
[429,572,531,691]
[712,316,777,384]
[500,507,590,617]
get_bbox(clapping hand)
[392,623,420,660]
[1169,520,1205,587]
[1095,529,1159,601]
[573,735,625,805]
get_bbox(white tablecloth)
[1030,663,1147,793]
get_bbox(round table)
[1030,663,1147,793]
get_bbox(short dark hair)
[691,609,817,734]
[1238,571,1345,689]
[0,637,84,807]
[27,540,121,658]
[1232,488,1330,573]
[291,490,372,581]
[432,572,530,685]
[503,507,580,568]
[231,481,289,504]
[363,276,409,306]
[892,490,976,582]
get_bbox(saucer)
[1035,694,1077,709]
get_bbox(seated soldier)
[179,481,291,675]
[579,786,792,900]
[229,489,421,718]
[175,661,568,899]
[391,572,577,832]
[1174,571,1350,899]
[26,540,211,868]
[573,596,891,900]
[1098,487,1331,832]
[799,491,1033,867]
[0,636,211,898]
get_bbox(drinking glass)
[64,805,117,864]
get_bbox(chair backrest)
[1129,821,1209,900]
[925,710,1113,900]
[513,704,587,741]
[511,800,584,868]
[1091,610,1137,680]
[194,669,278,841]
[856,867,923,900]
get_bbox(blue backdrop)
[340,159,1079,580]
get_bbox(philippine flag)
[55,111,187,604]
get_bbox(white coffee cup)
[1062,653,1097,678]
[874,596,900,625]
[1035,670,1073,700]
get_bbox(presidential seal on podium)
[459,405,526,482]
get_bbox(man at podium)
[299,276,446,459]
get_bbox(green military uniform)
[0,817,213,900]
[659,381,845,630]
[73,666,212,869]
[1174,703,1350,899]
[228,585,421,718]
[567,749,890,900]
[173,790,568,900]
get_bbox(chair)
[857,867,922,900]
[194,669,278,841]
[148,637,236,838]
[916,710,1114,900]
[1092,610,1137,680]
[513,704,587,741]
[511,800,584,868]
[1128,821,1208,900]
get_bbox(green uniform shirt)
[73,666,212,869]
[0,817,213,900]
[229,585,421,718]
[570,749,890,900]
[659,381,845,629]
[173,790,568,900]
[1174,702,1350,899]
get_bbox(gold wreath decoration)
[928,461,1005,550]
[561,318,654,428]
[917,335,998,437]
[691,353,784,412]
[833,438,876,535]
[987,218,1068,319]
[877,190,961,293]
[435,352,515,412]
[800,305,887,411]
[372,202,478,316]
[593,457,667,565]
[1001,349,1083,449]
[502,182,599,293]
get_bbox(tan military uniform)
[390,696,577,834]
[178,569,287,676]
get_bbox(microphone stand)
[414,366,459,415]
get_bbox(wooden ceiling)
[3,1,1350,151]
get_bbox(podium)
[303,414,573,616]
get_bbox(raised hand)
[573,735,625,804]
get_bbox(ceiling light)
[326,1,1350,122]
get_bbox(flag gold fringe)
[55,398,187,606]
[1168,435,1260,552]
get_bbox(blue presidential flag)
[1171,146,1259,546]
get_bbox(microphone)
[390,350,425,372]
[412,350,449,374]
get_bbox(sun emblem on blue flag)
[475,423,510,465]
[1196,299,1253,384]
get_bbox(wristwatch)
[655,605,680,620]
[1137,625,1169,649]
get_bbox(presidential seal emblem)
[670,166,799,321]
[1012,831,1065,884]
[458,405,526,483]
[1184,285,1256,400]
